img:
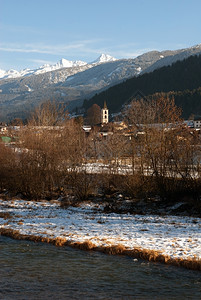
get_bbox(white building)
[193,117,201,128]
[101,101,109,124]
[0,126,7,133]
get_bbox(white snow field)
[0,199,200,269]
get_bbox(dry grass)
[0,212,13,219]
[54,237,67,246]
[69,240,96,251]
[18,221,24,225]
[0,228,200,271]
[98,244,126,255]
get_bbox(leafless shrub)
[69,171,98,200]
[0,142,17,193]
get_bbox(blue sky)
[0,0,201,70]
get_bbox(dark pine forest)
[83,54,201,119]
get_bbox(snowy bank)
[0,199,200,270]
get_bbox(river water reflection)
[0,236,200,299]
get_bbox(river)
[0,236,200,299]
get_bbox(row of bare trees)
[123,96,201,201]
[0,97,201,203]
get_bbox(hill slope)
[0,53,168,121]
[82,54,201,118]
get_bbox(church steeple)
[101,101,109,124]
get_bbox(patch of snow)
[108,66,121,77]
[25,84,34,92]
[0,69,6,78]
[170,202,185,210]
[191,43,201,49]
[66,76,74,82]
[0,199,200,262]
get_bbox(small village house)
[193,116,201,128]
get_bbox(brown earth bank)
[59,194,201,218]
[0,227,200,272]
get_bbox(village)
[1,100,201,144]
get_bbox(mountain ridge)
[1,43,201,121]
[0,53,117,80]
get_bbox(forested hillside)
[83,54,201,118]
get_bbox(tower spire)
[101,101,109,124]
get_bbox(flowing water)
[0,236,200,300]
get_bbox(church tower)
[101,101,109,124]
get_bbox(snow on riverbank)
[0,199,200,267]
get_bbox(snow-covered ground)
[0,199,200,263]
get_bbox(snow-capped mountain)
[0,68,32,79]
[54,58,87,69]
[0,54,115,80]
[1,44,201,121]
[91,54,117,64]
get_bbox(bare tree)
[85,104,101,125]
[29,100,68,126]
[0,142,16,193]
[124,95,190,199]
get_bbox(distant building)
[193,116,201,128]
[0,126,7,133]
[82,125,92,133]
[101,101,109,124]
